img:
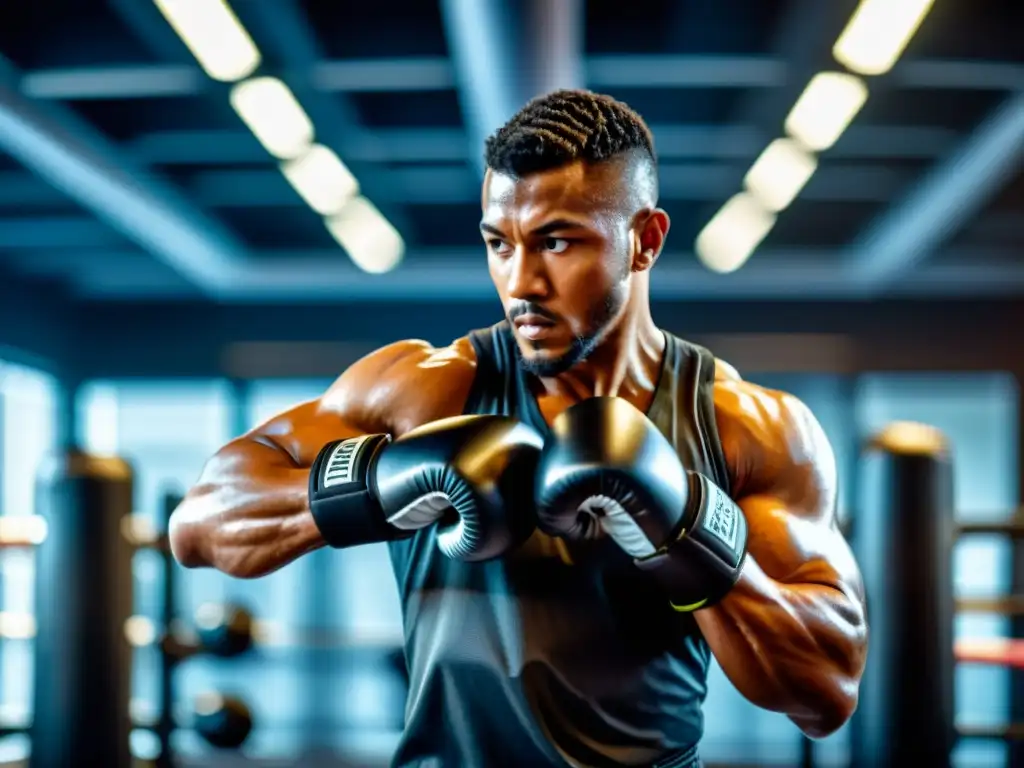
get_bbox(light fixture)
[834,0,937,76]
[695,192,776,274]
[744,138,819,212]
[326,197,405,274]
[785,72,868,152]
[229,77,314,160]
[152,0,261,82]
[282,144,359,216]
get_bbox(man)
[171,90,868,768]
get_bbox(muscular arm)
[695,377,867,738]
[168,338,478,578]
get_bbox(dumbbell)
[0,694,252,753]
[162,603,254,661]
[191,692,254,750]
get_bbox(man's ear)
[632,208,671,272]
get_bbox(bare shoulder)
[714,357,742,382]
[321,336,478,436]
[712,376,837,518]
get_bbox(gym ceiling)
[0,0,1020,306]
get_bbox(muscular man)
[171,90,867,768]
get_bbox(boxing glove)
[535,397,748,610]
[310,415,543,561]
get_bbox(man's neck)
[538,309,665,403]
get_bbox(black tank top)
[388,321,731,768]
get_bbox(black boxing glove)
[310,415,543,561]
[534,397,748,610]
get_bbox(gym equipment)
[149,492,253,765]
[850,422,956,766]
[31,449,136,768]
[20,451,253,767]
[191,693,254,750]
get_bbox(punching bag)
[850,422,955,767]
[31,449,135,768]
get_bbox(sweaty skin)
[700,367,866,738]
[171,154,866,739]
[171,345,865,738]
[168,339,477,579]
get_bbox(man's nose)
[506,248,550,300]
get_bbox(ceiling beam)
[438,0,518,173]
[845,90,1024,291]
[21,58,1024,100]
[587,55,786,89]
[21,64,203,100]
[0,56,247,290]
[311,58,454,92]
[0,160,908,210]
[894,60,1024,91]
[64,251,1024,302]
[440,0,584,174]
[189,162,903,206]
[123,124,957,166]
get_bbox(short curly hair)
[484,89,656,177]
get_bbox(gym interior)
[0,0,1021,766]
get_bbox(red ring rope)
[956,639,1024,668]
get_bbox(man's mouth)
[514,314,556,341]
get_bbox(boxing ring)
[955,637,1024,668]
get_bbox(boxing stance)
[171,90,867,768]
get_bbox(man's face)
[481,161,637,377]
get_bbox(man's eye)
[544,238,570,254]
[488,239,511,255]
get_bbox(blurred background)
[0,0,1020,766]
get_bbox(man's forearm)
[170,441,326,578]
[694,556,867,737]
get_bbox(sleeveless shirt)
[387,321,731,768]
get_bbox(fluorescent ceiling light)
[230,77,314,160]
[744,138,819,212]
[695,192,776,274]
[282,144,359,216]
[326,197,404,274]
[785,72,868,151]
[153,0,261,82]
[834,0,937,76]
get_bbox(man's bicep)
[246,338,477,466]
[334,336,477,436]
[737,492,851,588]
[736,426,862,597]
[718,378,839,518]
[721,380,856,588]
[239,341,425,467]
[241,398,364,468]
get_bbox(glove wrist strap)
[635,472,749,611]
[309,434,412,548]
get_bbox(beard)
[516,281,629,378]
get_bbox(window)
[0,362,58,756]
